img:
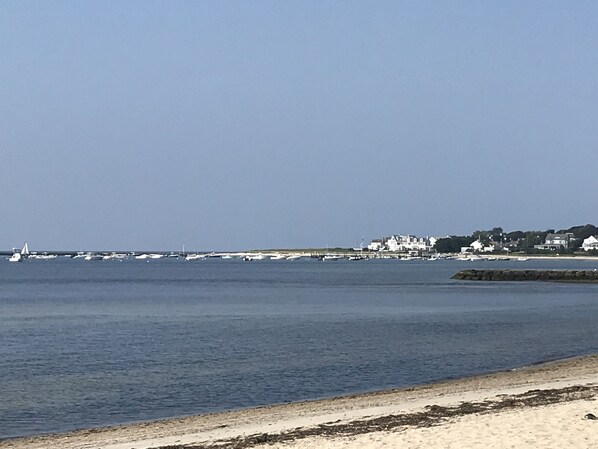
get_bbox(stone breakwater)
[452,269,598,283]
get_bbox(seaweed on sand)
[155,385,598,449]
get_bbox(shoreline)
[3,354,598,449]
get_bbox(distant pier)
[452,269,598,283]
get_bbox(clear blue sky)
[1,1,597,251]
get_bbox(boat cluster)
[454,255,529,262]
[6,242,531,263]
[8,250,182,262]
[6,249,426,263]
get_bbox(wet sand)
[2,354,598,449]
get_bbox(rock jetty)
[452,269,598,283]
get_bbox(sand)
[2,355,598,449]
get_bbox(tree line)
[434,224,598,254]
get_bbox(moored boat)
[8,242,29,262]
[84,253,103,261]
[8,251,22,262]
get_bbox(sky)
[1,1,597,251]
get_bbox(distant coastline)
[3,247,598,261]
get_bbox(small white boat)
[8,242,30,262]
[31,254,58,260]
[84,253,103,261]
[322,255,342,261]
[102,253,126,260]
[270,254,286,260]
[517,257,530,261]
[286,255,302,261]
[8,252,22,262]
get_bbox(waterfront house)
[534,233,576,251]
[582,236,598,251]
[467,239,495,253]
[386,235,435,253]
[367,235,436,253]
[367,239,384,251]
[470,239,484,252]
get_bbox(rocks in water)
[452,269,598,283]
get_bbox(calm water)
[1,257,598,439]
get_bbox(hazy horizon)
[2,2,597,251]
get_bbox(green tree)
[490,227,503,240]
[559,224,598,240]
[435,236,475,253]
[506,230,526,241]
[472,230,490,244]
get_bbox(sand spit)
[3,355,598,449]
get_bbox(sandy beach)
[2,354,598,449]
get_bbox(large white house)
[367,235,436,253]
[534,233,576,251]
[582,235,598,251]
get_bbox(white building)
[464,239,495,253]
[582,235,598,251]
[470,239,484,252]
[535,233,576,251]
[367,239,383,251]
[368,235,436,253]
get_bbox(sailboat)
[21,242,30,258]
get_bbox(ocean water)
[1,257,598,439]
